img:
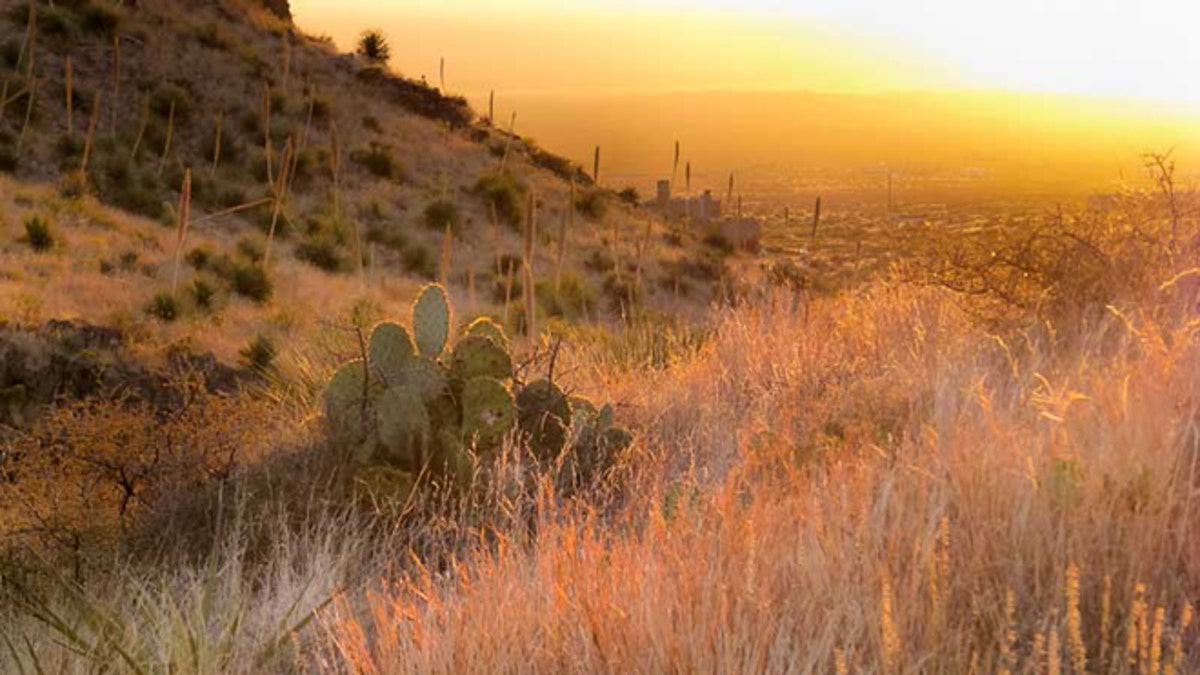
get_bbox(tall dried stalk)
[439,223,453,289]
[522,190,536,340]
[556,178,573,291]
[110,33,120,137]
[64,55,72,137]
[171,169,192,294]
[498,112,516,172]
[21,1,35,78]
[811,196,822,245]
[488,90,494,126]
[502,259,515,328]
[635,217,652,288]
[262,82,274,184]
[611,217,622,282]
[329,121,343,233]
[211,110,225,175]
[16,78,36,154]
[129,93,149,160]
[262,137,294,268]
[592,146,600,184]
[726,172,734,207]
[439,57,445,91]
[80,91,102,174]
[157,99,176,175]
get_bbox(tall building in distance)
[650,179,723,224]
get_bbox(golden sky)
[293,0,1200,102]
[290,1,1200,187]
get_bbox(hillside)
[0,0,754,370]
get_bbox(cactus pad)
[464,317,509,349]
[326,359,371,436]
[461,376,516,451]
[517,378,572,459]
[451,335,514,383]
[377,386,431,468]
[413,284,450,358]
[369,322,416,385]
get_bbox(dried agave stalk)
[171,169,192,294]
[263,137,295,268]
[157,99,176,175]
[80,91,102,174]
[211,110,225,175]
[129,93,149,160]
[523,190,537,339]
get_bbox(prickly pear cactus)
[323,283,633,504]
[461,376,517,450]
[516,379,572,460]
[413,284,450,358]
[369,322,416,385]
[464,317,509,349]
[451,335,513,383]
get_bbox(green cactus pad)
[464,317,509,349]
[400,357,450,403]
[326,359,372,435]
[517,378,572,459]
[413,284,451,359]
[377,386,431,468]
[461,376,517,451]
[451,335,514,383]
[369,322,416,385]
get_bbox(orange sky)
[290,1,1200,188]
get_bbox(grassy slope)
[0,0,748,366]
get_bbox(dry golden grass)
[324,279,1200,673]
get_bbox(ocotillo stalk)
[64,55,72,137]
[171,169,192,294]
[157,99,175,175]
[110,33,120,137]
[523,189,536,340]
[80,91,102,174]
[811,196,822,245]
[211,110,224,175]
[263,137,294,268]
[16,78,36,154]
[592,146,600,184]
[498,112,516,172]
[439,223,453,288]
[439,57,445,91]
[487,90,494,126]
[262,82,273,184]
[129,93,149,160]
[672,140,679,188]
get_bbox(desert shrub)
[584,248,616,274]
[296,233,347,272]
[576,190,608,221]
[423,199,461,235]
[0,143,17,173]
[186,246,213,272]
[353,143,403,181]
[602,273,641,314]
[366,223,409,253]
[618,187,640,205]
[80,2,122,37]
[239,335,277,373]
[24,216,54,251]
[146,292,179,322]
[232,263,272,303]
[536,273,597,320]
[474,172,526,229]
[402,244,437,280]
[150,81,194,123]
[357,29,391,65]
[237,236,266,264]
[195,21,232,50]
[190,278,217,310]
[703,232,734,255]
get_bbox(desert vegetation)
[0,0,1197,673]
